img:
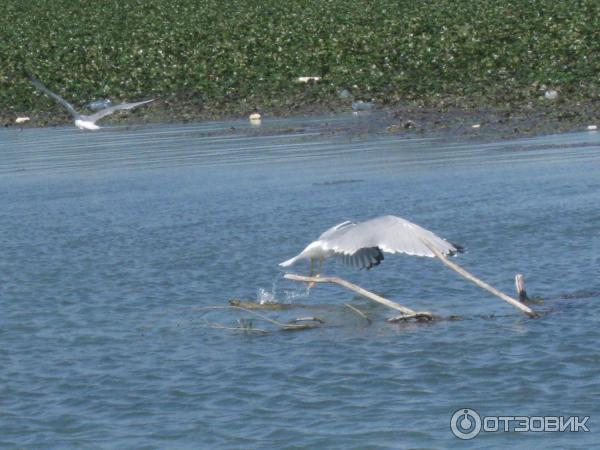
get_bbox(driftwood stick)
[344,303,372,323]
[515,274,530,302]
[289,316,325,324]
[422,240,537,317]
[284,273,421,316]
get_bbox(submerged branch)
[195,305,317,330]
[387,312,434,322]
[228,299,309,310]
[344,303,372,324]
[202,319,269,334]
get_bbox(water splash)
[256,277,313,304]
[257,287,277,304]
[283,286,311,302]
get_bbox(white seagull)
[280,215,462,277]
[279,215,540,317]
[28,75,156,130]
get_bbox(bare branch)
[284,273,424,317]
[344,303,372,324]
[421,239,537,317]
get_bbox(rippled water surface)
[1,118,599,449]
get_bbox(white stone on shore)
[296,76,321,83]
[249,113,262,125]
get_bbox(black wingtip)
[365,249,385,270]
[449,241,465,255]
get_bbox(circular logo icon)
[450,408,482,440]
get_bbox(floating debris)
[587,125,597,131]
[249,112,262,125]
[296,76,321,83]
[471,123,481,129]
[15,116,30,124]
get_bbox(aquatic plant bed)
[1,0,598,129]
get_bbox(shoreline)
[4,97,598,142]
[4,0,598,143]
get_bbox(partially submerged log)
[387,312,434,322]
[284,273,433,320]
[229,299,308,310]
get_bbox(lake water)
[1,117,599,449]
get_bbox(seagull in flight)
[27,75,156,130]
[280,215,462,277]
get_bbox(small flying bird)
[279,215,462,278]
[27,75,155,131]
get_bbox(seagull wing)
[338,246,384,270]
[87,99,156,122]
[279,220,353,267]
[317,220,355,240]
[27,75,80,118]
[321,215,460,260]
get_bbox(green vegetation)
[1,0,599,123]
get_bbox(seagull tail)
[279,255,300,267]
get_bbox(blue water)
[1,118,599,449]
